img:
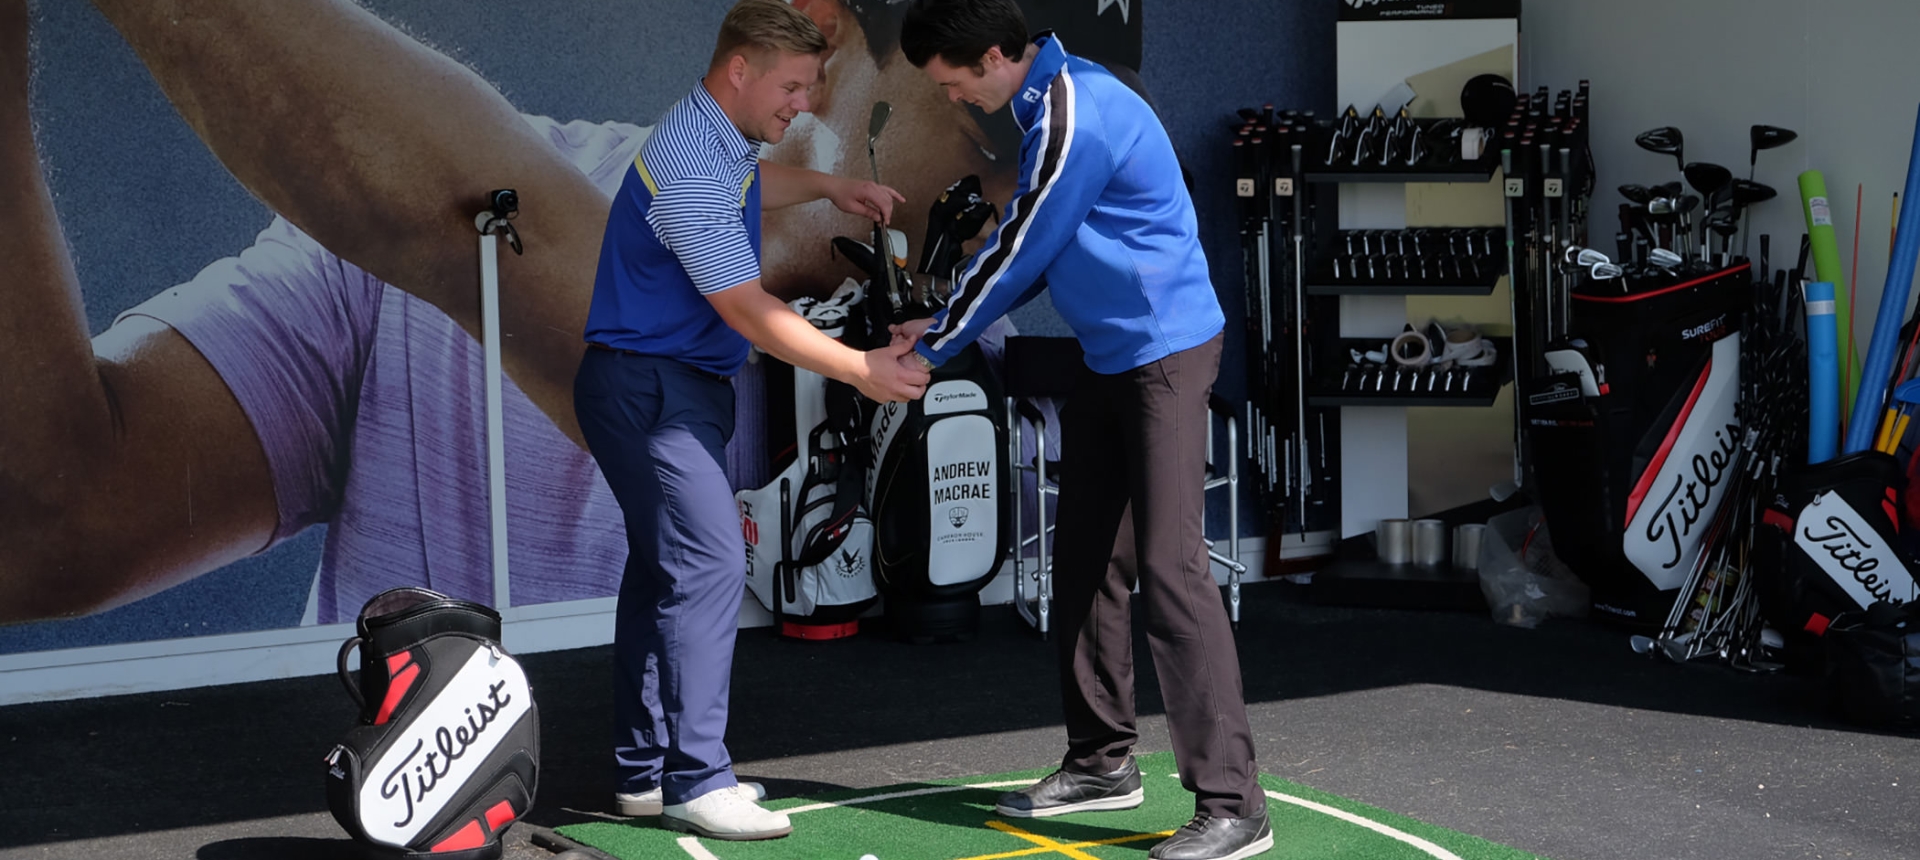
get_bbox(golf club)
[866,101,898,308]
[1636,125,1685,188]
[1749,124,1798,181]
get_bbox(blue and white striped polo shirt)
[584,83,763,376]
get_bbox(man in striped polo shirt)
[573,0,929,841]
[895,2,1270,859]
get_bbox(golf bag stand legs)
[1009,396,1055,639]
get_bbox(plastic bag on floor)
[1477,507,1589,628]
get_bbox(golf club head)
[1654,180,1685,199]
[867,101,893,146]
[1683,162,1733,198]
[1730,178,1778,206]
[1649,247,1684,268]
[1574,247,1612,267]
[1618,183,1654,204]
[1706,209,1739,236]
[1749,124,1798,166]
[1635,126,1685,170]
[1676,194,1701,217]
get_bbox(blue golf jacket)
[915,34,1224,375]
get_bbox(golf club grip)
[1807,281,1841,464]
[1798,170,1858,411]
[1845,105,1920,454]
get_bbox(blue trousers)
[573,348,743,805]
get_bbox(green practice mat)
[557,751,1549,860]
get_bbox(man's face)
[922,50,1016,115]
[736,50,823,144]
[759,3,1018,301]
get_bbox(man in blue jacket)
[896,2,1269,859]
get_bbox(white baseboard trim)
[0,535,1333,706]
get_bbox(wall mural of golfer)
[0,0,1141,655]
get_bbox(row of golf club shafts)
[1503,90,1598,347]
[1226,107,1324,532]
[1324,228,1505,283]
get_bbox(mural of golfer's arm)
[915,80,1111,367]
[88,0,608,446]
[0,2,278,623]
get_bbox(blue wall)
[1145,1,1336,406]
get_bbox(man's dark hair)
[899,0,1030,70]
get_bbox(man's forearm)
[89,0,607,444]
[760,160,837,210]
[711,281,861,383]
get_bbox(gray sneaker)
[1149,812,1274,860]
[995,758,1144,818]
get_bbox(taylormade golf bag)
[737,283,881,639]
[1524,265,1747,626]
[325,588,538,860]
[867,342,1011,640]
[837,173,1010,641]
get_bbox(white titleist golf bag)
[737,283,881,639]
[325,588,539,860]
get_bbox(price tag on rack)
[1274,178,1294,197]
[1236,178,1255,198]
[1544,178,1564,198]
[1504,177,1525,198]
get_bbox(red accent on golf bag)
[324,588,539,860]
[1753,452,1919,646]
[1523,266,1748,626]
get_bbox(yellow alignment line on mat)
[1264,789,1463,860]
[954,820,1173,860]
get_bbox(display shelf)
[1305,279,1499,297]
[1303,163,1500,184]
[1308,336,1512,408]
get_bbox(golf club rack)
[737,103,1011,644]
[1523,116,1816,672]
[1225,81,1583,542]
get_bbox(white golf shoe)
[615,781,766,817]
[661,784,791,840]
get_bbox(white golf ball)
[859,855,879,860]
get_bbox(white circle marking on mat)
[1264,789,1464,860]
[672,780,1465,860]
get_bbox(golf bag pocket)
[1756,452,1919,638]
[1824,600,1920,731]
[325,588,539,860]
[1527,265,1747,625]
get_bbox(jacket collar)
[1011,32,1070,133]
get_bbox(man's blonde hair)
[711,0,829,70]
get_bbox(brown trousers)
[1052,333,1262,818]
